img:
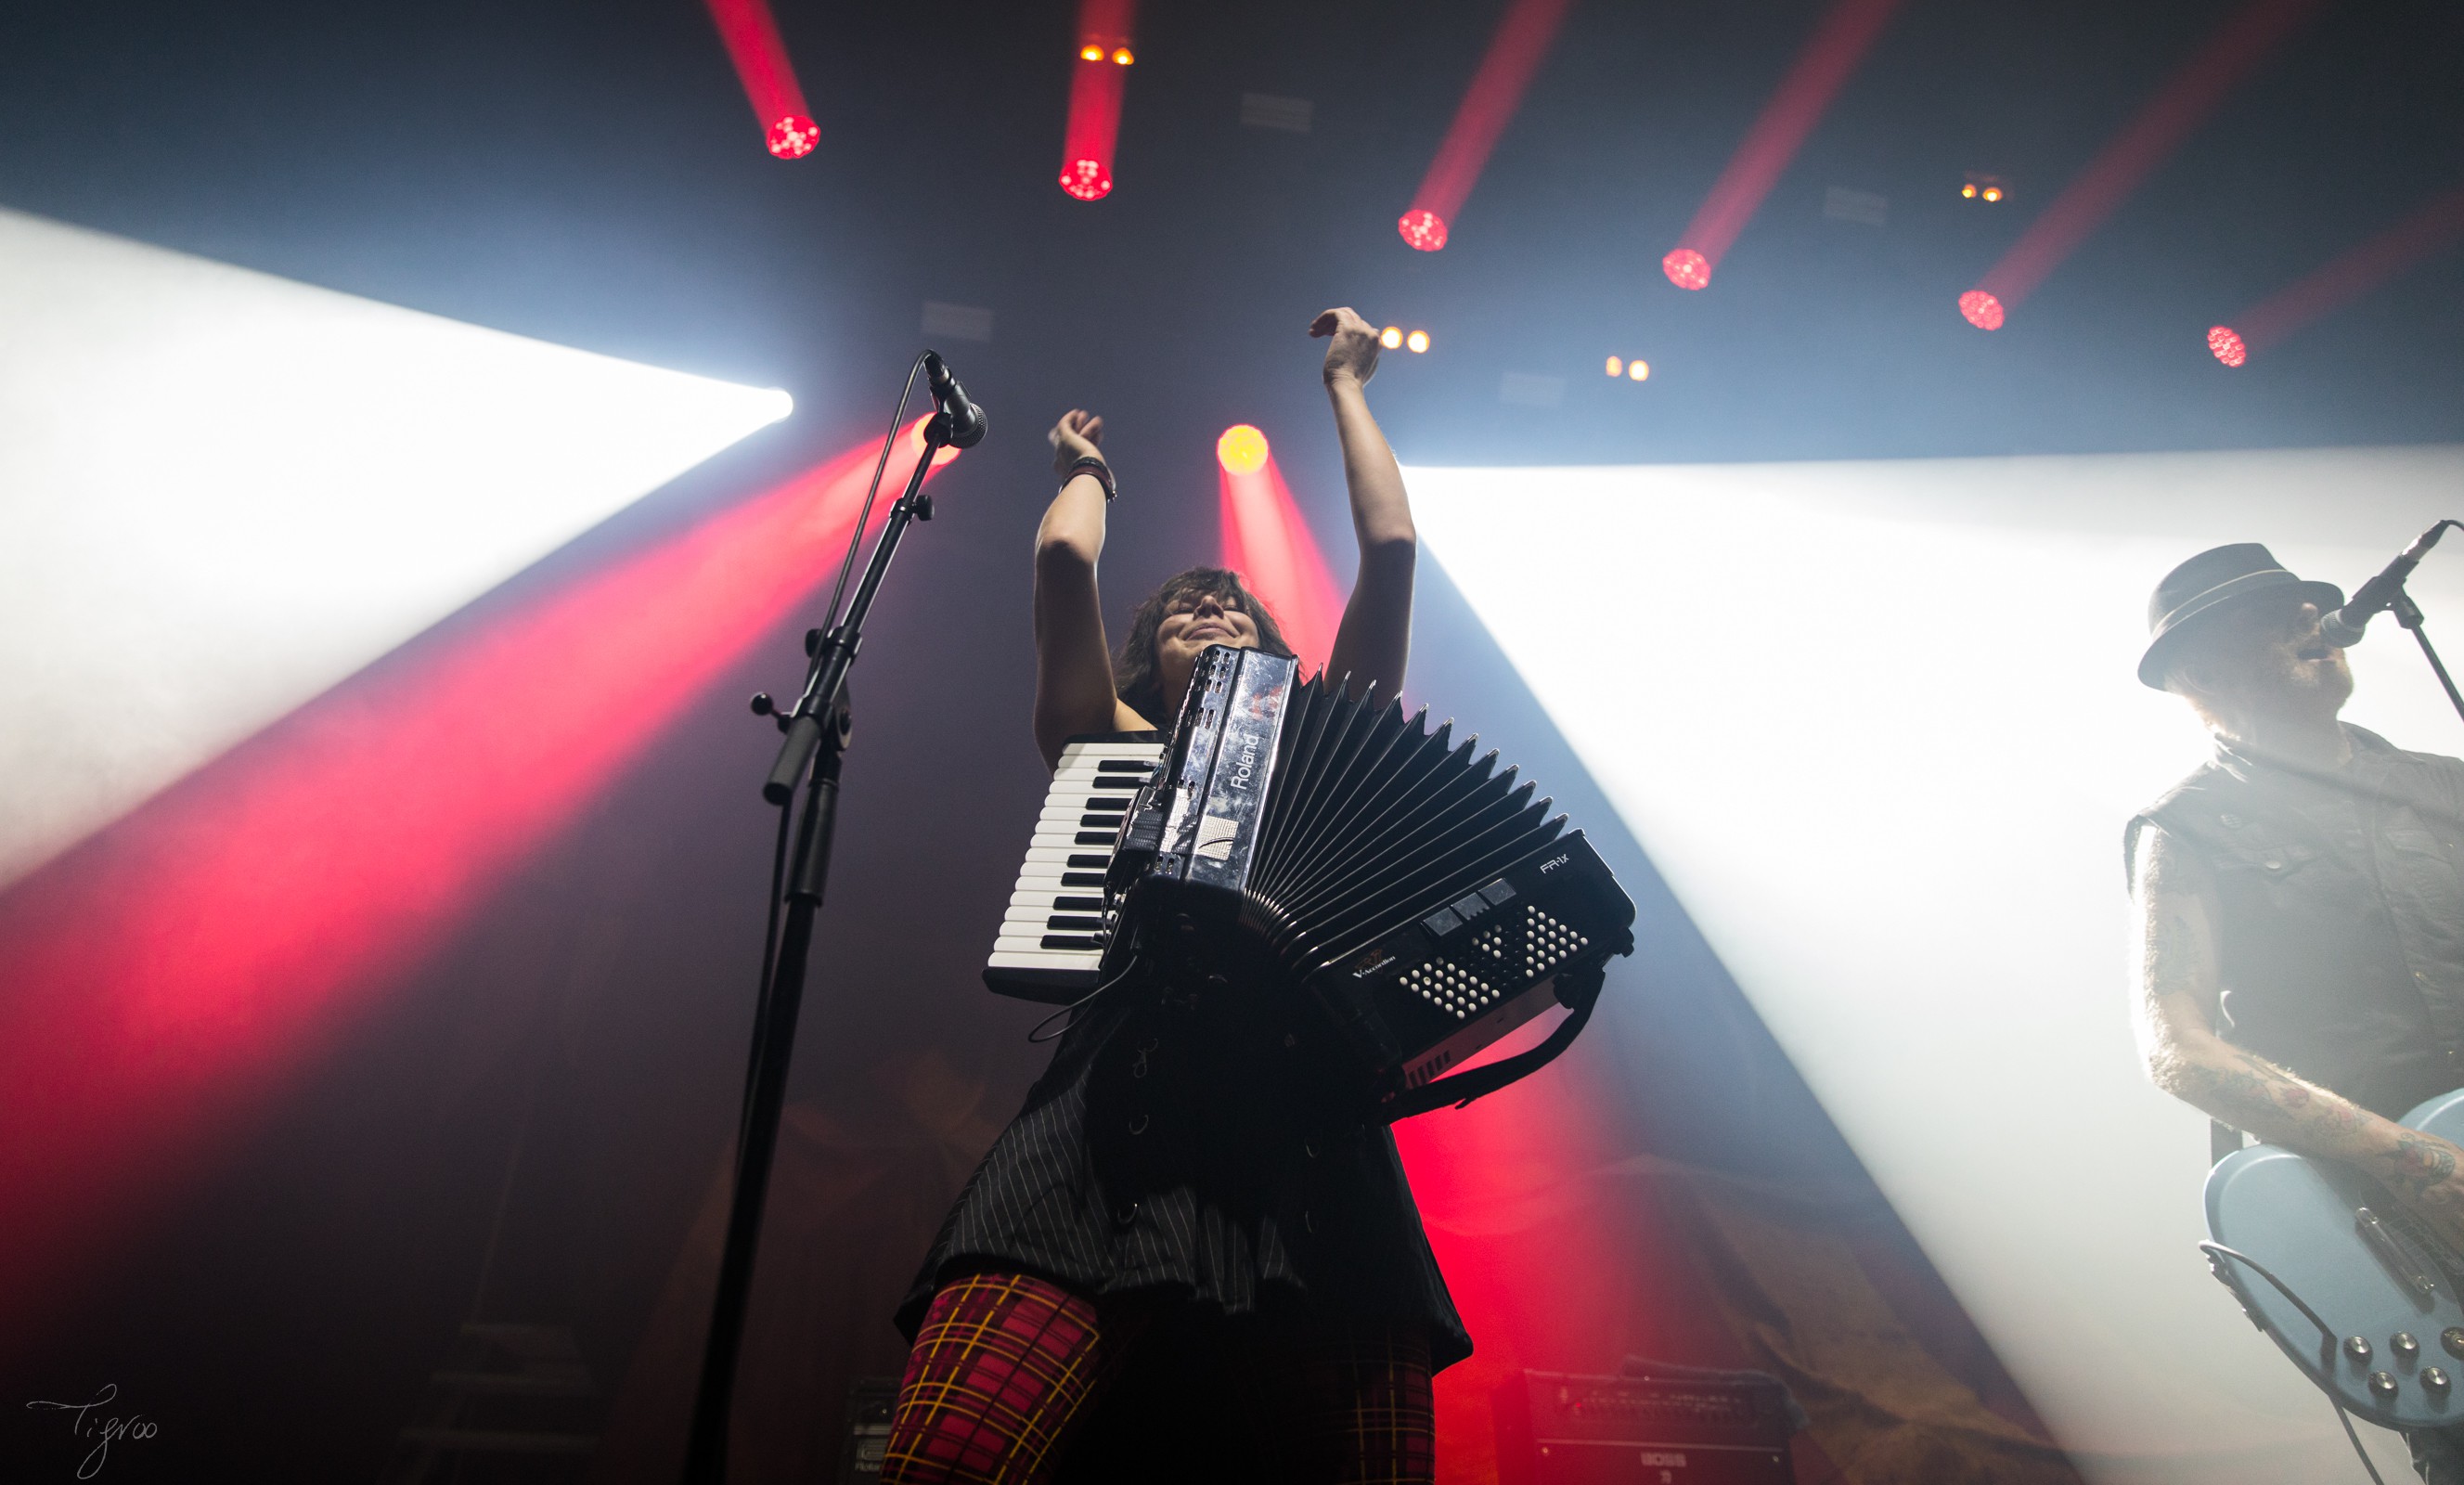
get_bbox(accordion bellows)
[988,644,1635,1105]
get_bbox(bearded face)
[2169,595,2354,726]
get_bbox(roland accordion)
[986,644,1635,1113]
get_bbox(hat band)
[2153,567,2297,634]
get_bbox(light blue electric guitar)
[2205,1088,2464,1428]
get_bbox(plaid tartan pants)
[882,1269,1436,1485]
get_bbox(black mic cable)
[2321,519,2461,647]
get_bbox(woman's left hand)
[1311,307,1381,388]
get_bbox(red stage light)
[1396,0,1572,252]
[1969,0,2320,316]
[2207,326,2248,367]
[2227,185,2464,356]
[1214,478,1636,1466]
[1661,249,1711,291]
[1217,423,1270,476]
[1663,0,1906,286]
[1957,290,2005,330]
[766,114,819,159]
[1061,0,1137,202]
[1060,158,1113,201]
[703,0,817,159]
[1218,454,1341,672]
[1397,209,1450,253]
[0,422,961,1337]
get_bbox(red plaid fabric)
[884,1270,1436,1484]
[883,1271,1108,1485]
[1286,1324,1435,1485]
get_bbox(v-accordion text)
[987,644,1636,1111]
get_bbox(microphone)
[2321,521,2454,647]
[922,351,987,449]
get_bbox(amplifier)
[838,1376,897,1483]
[1495,1370,1795,1485]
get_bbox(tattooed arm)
[2131,820,2464,1246]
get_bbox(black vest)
[2126,725,2464,1120]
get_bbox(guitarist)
[2130,542,2464,1482]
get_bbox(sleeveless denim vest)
[2126,725,2464,1119]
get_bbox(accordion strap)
[1377,962,1608,1123]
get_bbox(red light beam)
[1661,0,1905,289]
[1218,438,1343,675]
[1209,437,1642,1472]
[0,424,957,1343]
[2215,184,2464,361]
[1964,0,2321,323]
[1397,0,1576,252]
[702,0,818,157]
[1062,0,1141,200]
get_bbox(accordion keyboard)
[983,734,1163,1001]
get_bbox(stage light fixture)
[1961,183,1978,200]
[766,114,819,159]
[1393,0,1572,255]
[1380,326,1404,350]
[1605,355,1623,377]
[1217,423,1271,476]
[1397,208,1450,252]
[1060,158,1113,201]
[1627,359,1650,381]
[1957,289,2006,330]
[1962,0,2322,325]
[1406,329,1430,354]
[2220,185,2464,360]
[1660,0,1907,290]
[1981,185,2004,202]
[2207,325,2249,367]
[1061,0,1136,202]
[702,0,817,159]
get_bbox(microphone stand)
[681,410,959,1485]
[2389,585,2464,725]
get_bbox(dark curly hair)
[1114,566,1297,725]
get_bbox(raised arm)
[2130,821,2464,1244]
[1033,410,1149,770]
[1311,308,1417,703]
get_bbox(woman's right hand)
[1049,409,1105,477]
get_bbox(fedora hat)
[2138,543,2343,689]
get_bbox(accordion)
[987,644,1635,1113]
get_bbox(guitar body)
[2206,1088,2464,1428]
